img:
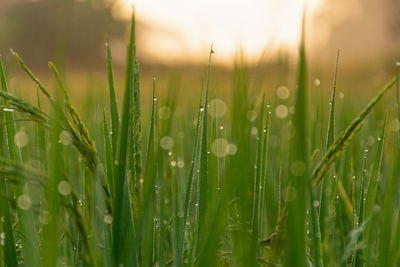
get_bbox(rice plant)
[1,10,400,267]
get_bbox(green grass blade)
[365,114,386,216]
[106,38,120,154]
[42,97,64,267]
[103,110,114,199]
[196,46,213,260]
[319,49,340,245]
[250,95,266,264]
[354,145,368,266]
[179,80,204,265]
[284,12,308,267]
[378,65,400,267]
[36,90,47,170]
[0,55,18,267]
[1,54,40,267]
[140,78,157,266]
[259,102,271,239]
[112,10,137,265]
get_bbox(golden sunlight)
[112,0,323,63]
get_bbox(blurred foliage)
[0,0,126,69]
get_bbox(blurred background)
[0,0,400,98]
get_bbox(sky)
[111,0,324,63]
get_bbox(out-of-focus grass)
[1,11,400,267]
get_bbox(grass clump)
[1,10,400,267]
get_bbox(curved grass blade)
[313,77,397,187]
[0,90,48,126]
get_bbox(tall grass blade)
[180,79,204,265]
[42,93,64,267]
[284,11,308,267]
[250,96,266,264]
[319,49,340,246]
[196,45,213,260]
[112,10,137,265]
[0,55,17,267]
[0,54,40,267]
[106,38,120,154]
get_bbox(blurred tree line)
[0,0,126,70]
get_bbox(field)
[1,12,400,267]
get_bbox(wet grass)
[0,11,400,267]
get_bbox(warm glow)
[113,0,323,63]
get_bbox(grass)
[0,10,400,267]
